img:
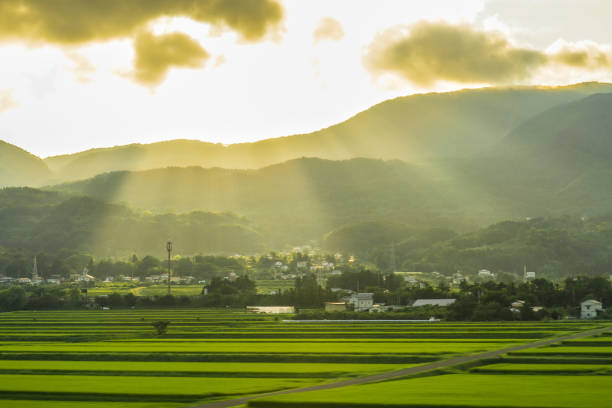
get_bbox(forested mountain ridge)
[323,215,612,279]
[47,87,612,247]
[1,187,611,280]
[460,91,612,217]
[41,82,612,181]
[49,158,523,245]
[0,188,264,256]
[0,141,53,187]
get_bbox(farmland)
[251,323,612,408]
[84,280,296,297]
[0,309,608,408]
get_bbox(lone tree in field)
[152,320,170,335]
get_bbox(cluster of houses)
[320,294,605,320]
[400,266,538,289]
[0,265,94,286]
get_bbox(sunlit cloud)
[64,51,96,83]
[0,0,283,44]
[363,21,612,87]
[0,89,18,113]
[313,17,345,44]
[363,21,545,86]
[547,40,611,69]
[0,0,283,86]
[132,31,210,86]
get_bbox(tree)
[152,320,170,335]
[0,287,26,311]
[175,257,193,277]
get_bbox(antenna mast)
[166,241,173,295]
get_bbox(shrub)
[152,320,170,335]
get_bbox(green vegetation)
[152,320,170,335]
[251,329,612,408]
[325,215,612,279]
[0,309,602,407]
[251,374,612,408]
[0,141,52,187]
[0,188,264,256]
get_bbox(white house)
[348,293,374,311]
[581,299,603,319]
[412,299,456,307]
[478,269,495,279]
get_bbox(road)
[191,324,612,408]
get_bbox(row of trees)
[1,274,610,322]
[0,248,345,282]
[0,250,249,281]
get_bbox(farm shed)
[412,299,456,307]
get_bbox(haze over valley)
[2,82,612,280]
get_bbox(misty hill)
[498,92,612,161]
[0,188,264,256]
[323,221,456,255]
[48,157,552,246]
[416,214,612,278]
[49,86,612,248]
[44,83,612,181]
[463,92,612,216]
[326,216,612,279]
[0,141,52,187]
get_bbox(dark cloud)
[364,21,612,86]
[133,31,209,85]
[0,0,283,44]
[550,42,610,68]
[0,0,282,86]
[363,21,545,86]
[313,17,344,43]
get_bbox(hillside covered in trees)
[0,188,264,256]
[325,216,612,279]
[1,188,612,279]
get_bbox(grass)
[0,374,318,398]
[0,340,524,354]
[0,360,406,377]
[471,363,612,374]
[255,280,295,294]
[87,280,295,296]
[249,374,612,407]
[0,309,606,408]
[0,401,185,408]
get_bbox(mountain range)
[11,81,611,183]
[2,82,612,251]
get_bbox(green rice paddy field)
[85,280,295,297]
[0,309,609,408]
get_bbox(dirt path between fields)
[190,324,612,408]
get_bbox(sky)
[1,0,612,158]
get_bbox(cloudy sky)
[1,0,611,157]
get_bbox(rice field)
[0,308,607,407]
[85,280,295,297]
[252,325,612,408]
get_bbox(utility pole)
[166,240,172,295]
[390,242,396,273]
